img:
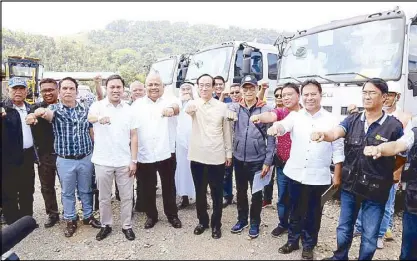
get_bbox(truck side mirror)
[242,47,253,76]
[233,77,241,84]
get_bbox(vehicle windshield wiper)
[295,74,336,84]
[325,72,370,80]
[277,76,302,83]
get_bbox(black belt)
[58,153,89,160]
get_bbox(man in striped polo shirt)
[33,77,101,237]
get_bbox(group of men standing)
[1,73,416,261]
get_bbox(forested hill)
[2,20,284,83]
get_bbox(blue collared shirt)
[49,102,93,157]
[213,94,232,103]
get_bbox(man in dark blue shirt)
[213,76,234,208]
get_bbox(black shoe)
[302,248,314,260]
[177,196,190,209]
[168,217,182,228]
[278,242,300,254]
[122,228,135,241]
[144,218,158,229]
[44,214,59,228]
[271,226,288,238]
[64,220,77,237]
[96,225,112,241]
[194,224,209,235]
[83,215,101,229]
[212,227,222,239]
[222,198,233,208]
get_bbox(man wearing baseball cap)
[1,77,37,225]
[226,74,275,239]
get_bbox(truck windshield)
[279,18,405,84]
[186,46,233,82]
[10,65,37,78]
[150,58,176,85]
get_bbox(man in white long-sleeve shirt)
[267,80,344,260]
[131,72,182,230]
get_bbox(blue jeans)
[223,164,233,200]
[333,190,385,260]
[400,211,417,260]
[276,167,290,229]
[56,154,94,221]
[355,183,397,237]
[287,178,327,249]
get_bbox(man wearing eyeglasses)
[313,78,404,261]
[186,74,233,239]
[26,78,60,228]
[229,83,242,103]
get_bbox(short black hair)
[40,78,58,88]
[301,79,322,94]
[281,82,300,95]
[363,78,388,94]
[196,74,215,86]
[213,75,225,84]
[105,74,125,87]
[59,77,78,90]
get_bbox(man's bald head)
[145,72,164,101]
[130,81,145,101]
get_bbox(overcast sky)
[2,2,416,36]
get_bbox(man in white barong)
[175,82,197,209]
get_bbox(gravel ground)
[6,168,403,260]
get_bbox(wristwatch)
[132,159,138,164]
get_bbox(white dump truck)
[184,41,280,105]
[276,8,417,121]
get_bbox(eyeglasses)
[275,94,282,98]
[230,91,240,95]
[362,91,379,97]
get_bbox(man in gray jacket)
[227,75,275,238]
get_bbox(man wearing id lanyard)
[33,76,101,237]
[267,80,344,260]
[226,74,275,239]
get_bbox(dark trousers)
[223,163,234,200]
[138,158,178,220]
[234,158,264,225]
[2,148,35,225]
[400,211,417,260]
[191,161,225,229]
[276,166,290,229]
[134,163,145,211]
[287,178,328,249]
[38,153,59,215]
[263,166,275,202]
